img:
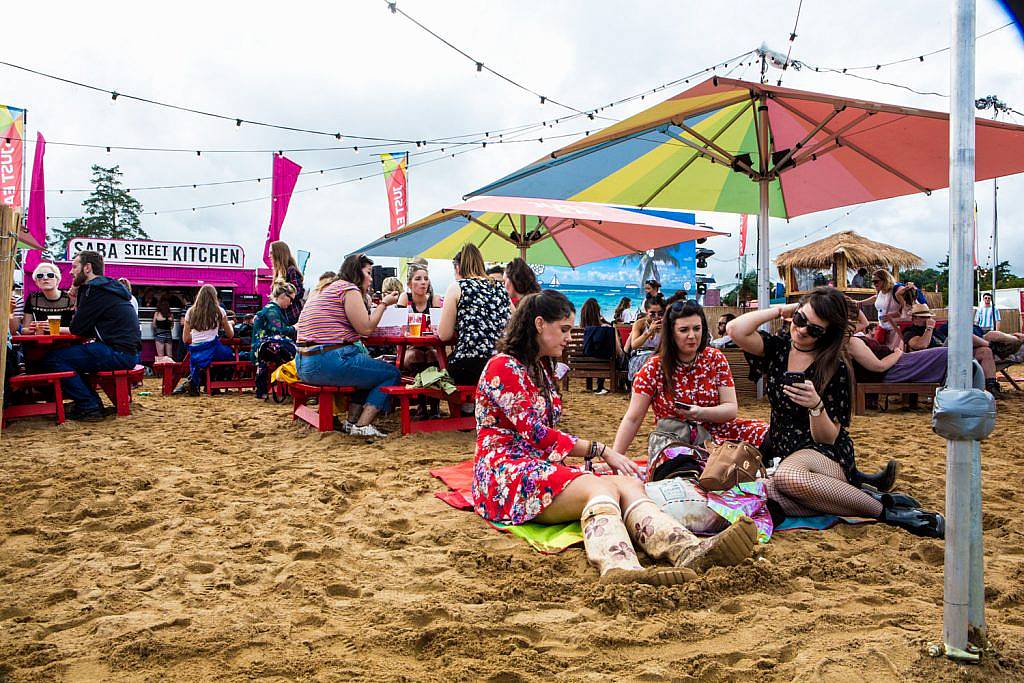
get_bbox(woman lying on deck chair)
[727,287,944,538]
[472,290,757,586]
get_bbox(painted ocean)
[543,283,644,320]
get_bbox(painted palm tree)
[621,248,680,287]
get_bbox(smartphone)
[673,400,693,410]
[781,371,807,386]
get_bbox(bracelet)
[584,441,602,472]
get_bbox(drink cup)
[408,312,422,337]
[47,316,62,335]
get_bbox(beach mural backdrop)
[533,240,697,318]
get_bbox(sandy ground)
[1,372,1024,682]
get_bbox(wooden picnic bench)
[563,328,624,393]
[90,365,146,416]
[853,379,940,416]
[381,384,477,435]
[290,383,355,432]
[2,371,76,426]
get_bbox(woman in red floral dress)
[472,290,756,585]
[613,300,768,455]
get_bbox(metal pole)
[756,94,771,315]
[944,0,977,658]
[992,178,998,301]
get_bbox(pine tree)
[48,165,148,253]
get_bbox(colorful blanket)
[431,460,874,553]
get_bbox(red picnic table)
[12,333,85,365]
[364,333,449,373]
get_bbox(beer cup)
[47,316,62,335]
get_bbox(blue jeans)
[43,342,139,410]
[188,339,235,387]
[295,344,401,412]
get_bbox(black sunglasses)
[792,310,827,338]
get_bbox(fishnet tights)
[765,450,884,518]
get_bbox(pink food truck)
[24,237,270,363]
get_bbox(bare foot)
[599,566,697,586]
[675,516,757,572]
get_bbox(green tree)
[723,269,758,307]
[48,165,147,253]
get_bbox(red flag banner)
[22,132,46,251]
[738,214,748,256]
[381,152,409,232]
[0,105,25,209]
[262,153,302,267]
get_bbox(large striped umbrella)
[468,77,1024,306]
[353,195,726,267]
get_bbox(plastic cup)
[408,312,422,337]
[47,316,61,335]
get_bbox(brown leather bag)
[697,440,766,492]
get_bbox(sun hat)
[910,302,934,318]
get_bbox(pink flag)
[262,153,302,267]
[23,132,46,251]
[738,214,748,256]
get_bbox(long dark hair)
[498,290,575,386]
[659,299,710,398]
[453,243,487,279]
[339,253,373,294]
[505,258,541,297]
[800,287,852,418]
[580,298,603,327]
[613,297,631,322]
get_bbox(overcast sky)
[3,0,1022,291]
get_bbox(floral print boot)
[624,499,757,573]
[581,497,694,586]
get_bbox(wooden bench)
[290,383,355,432]
[564,328,623,393]
[853,380,940,416]
[2,371,76,426]
[721,349,758,403]
[205,360,256,394]
[995,359,1022,393]
[154,359,188,395]
[91,365,146,416]
[381,384,477,435]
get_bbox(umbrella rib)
[576,218,643,255]
[775,98,932,194]
[466,215,518,245]
[639,99,756,208]
[674,121,757,176]
[660,128,735,167]
[769,106,848,175]
[785,110,872,168]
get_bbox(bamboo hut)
[776,230,923,301]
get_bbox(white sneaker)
[349,423,387,438]
[341,420,353,434]
[595,388,610,395]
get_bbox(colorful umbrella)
[468,77,1024,304]
[353,195,727,267]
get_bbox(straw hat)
[910,302,934,318]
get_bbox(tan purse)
[697,440,766,492]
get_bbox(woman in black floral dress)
[727,287,943,538]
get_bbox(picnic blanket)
[430,460,874,553]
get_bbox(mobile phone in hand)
[781,371,807,386]
[673,400,692,410]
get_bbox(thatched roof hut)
[775,230,923,299]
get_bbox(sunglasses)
[792,310,827,338]
[34,272,57,280]
[648,310,664,318]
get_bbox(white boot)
[581,496,694,586]
[624,498,756,573]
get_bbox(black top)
[71,276,142,354]
[24,291,75,325]
[746,331,856,475]
[902,324,942,349]
[154,316,174,332]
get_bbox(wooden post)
[0,207,22,438]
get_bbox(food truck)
[24,237,269,362]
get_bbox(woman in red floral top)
[473,291,756,585]
[614,300,768,455]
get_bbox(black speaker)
[371,265,396,293]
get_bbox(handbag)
[697,440,766,492]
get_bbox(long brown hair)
[453,243,487,279]
[872,269,895,293]
[188,284,222,332]
[270,241,297,281]
[580,298,603,327]
[613,297,632,322]
[505,258,541,297]
[801,287,853,421]
[497,290,575,387]
[659,300,710,398]
[339,254,373,294]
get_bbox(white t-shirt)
[185,306,225,344]
[875,291,894,330]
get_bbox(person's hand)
[601,448,641,477]
[678,404,704,420]
[380,291,400,307]
[925,317,935,330]
[892,347,904,360]
[783,380,822,410]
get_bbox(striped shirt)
[295,279,362,344]
[974,305,1000,331]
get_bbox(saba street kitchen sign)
[66,238,245,269]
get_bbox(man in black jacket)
[43,250,141,420]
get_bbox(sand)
[1,374,1023,682]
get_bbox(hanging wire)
[777,0,804,86]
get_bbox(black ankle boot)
[881,506,945,539]
[861,486,920,510]
[850,460,899,492]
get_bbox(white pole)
[992,179,998,300]
[944,0,978,657]
[756,93,771,315]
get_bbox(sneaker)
[595,388,610,396]
[332,417,353,433]
[67,406,106,422]
[349,423,387,438]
